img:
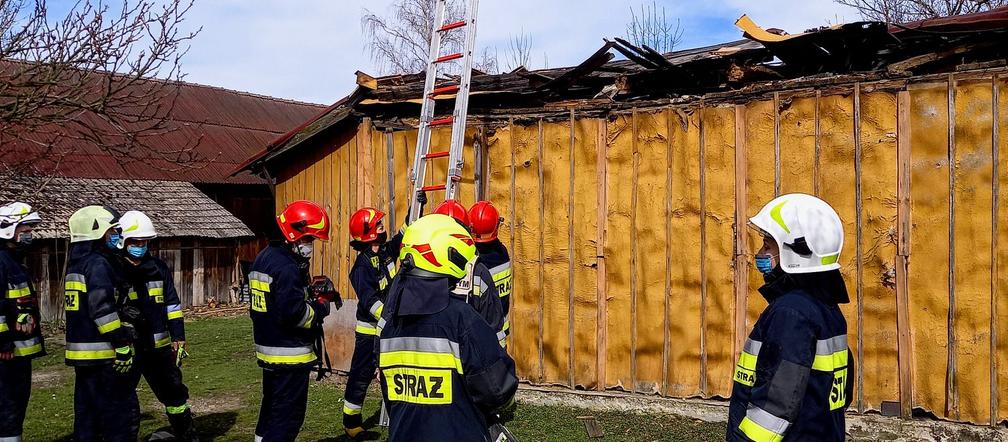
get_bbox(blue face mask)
[755,254,776,274]
[127,244,148,259]
[107,233,121,251]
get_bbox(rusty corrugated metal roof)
[2,78,326,185]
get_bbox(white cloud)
[176,0,863,103]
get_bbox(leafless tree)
[626,1,684,55]
[0,0,200,180]
[837,0,1008,22]
[505,31,533,72]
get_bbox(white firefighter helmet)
[749,193,844,274]
[117,210,157,249]
[0,202,42,240]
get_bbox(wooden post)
[662,108,674,395]
[991,75,1001,427]
[896,90,914,418]
[192,248,205,306]
[773,92,781,197]
[946,74,959,420]
[537,119,546,382]
[699,105,708,396]
[568,109,577,389]
[630,109,640,393]
[596,118,608,391]
[733,105,749,363]
[854,84,865,413]
[386,130,396,223]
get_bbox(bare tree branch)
[626,1,684,55]
[837,0,1008,22]
[0,0,201,182]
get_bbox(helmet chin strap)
[451,260,476,302]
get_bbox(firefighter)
[727,193,853,442]
[378,214,517,441]
[432,200,504,338]
[116,210,197,441]
[250,200,336,442]
[342,206,399,438]
[468,201,512,347]
[0,202,46,441]
[64,205,139,441]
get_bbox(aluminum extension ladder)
[407,0,480,224]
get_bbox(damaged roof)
[0,177,254,239]
[241,6,1008,172]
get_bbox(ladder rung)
[434,53,463,64]
[438,20,467,32]
[423,151,451,159]
[430,84,460,97]
[421,184,446,192]
[429,116,454,127]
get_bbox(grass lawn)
[24,314,725,441]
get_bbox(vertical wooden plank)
[192,248,204,306]
[386,131,396,223]
[992,75,1001,426]
[773,92,781,196]
[947,75,959,420]
[908,81,951,418]
[995,74,1008,423]
[605,113,634,390]
[779,96,817,194]
[511,121,542,382]
[541,118,572,385]
[896,90,913,418]
[733,105,749,362]
[572,116,599,389]
[537,119,546,382]
[357,118,374,207]
[630,109,639,393]
[596,118,608,391]
[815,91,822,197]
[744,100,776,329]
[663,108,673,395]
[698,106,708,396]
[854,84,865,412]
[568,110,577,389]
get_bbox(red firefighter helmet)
[277,200,330,242]
[467,201,501,243]
[349,207,386,243]
[433,199,469,226]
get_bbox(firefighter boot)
[167,406,199,442]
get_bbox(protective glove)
[310,276,342,311]
[14,297,37,335]
[173,341,190,368]
[114,345,134,373]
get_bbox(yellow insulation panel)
[908,84,951,416]
[634,110,670,393]
[571,117,599,389]
[666,109,703,397]
[997,76,1008,422]
[952,80,994,423]
[605,114,634,389]
[511,121,544,381]
[702,106,737,398]
[541,119,573,385]
[778,97,817,195]
[743,100,777,326]
[859,91,900,410]
[816,93,860,403]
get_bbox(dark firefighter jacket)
[0,248,45,358]
[474,240,511,344]
[122,255,185,350]
[349,233,402,336]
[378,274,518,442]
[248,243,325,369]
[727,268,854,442]
[64,241,134,365]
[462,262,504,344]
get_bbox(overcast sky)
[166,0,860,104]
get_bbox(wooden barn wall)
[274,73,1008,425]
[28,238,243,321]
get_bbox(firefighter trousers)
[0,358,32,439]
[135,346,195,439]
[255,366,309,442]
[342,332,378,429]
[72,364,140,442]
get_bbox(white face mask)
[295,243,313,258]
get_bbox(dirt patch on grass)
[32,367,67,385]
[189,393,244,414]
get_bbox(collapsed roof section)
[240,7,1008,173]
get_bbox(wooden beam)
[630,109,640,393]
[568,109,577,389]
[356,70,378,90]
[773,92,781,197]
[854,83,865,413]
[699,105,709,396]
[733,105,749,364]
[896,90,914,418]
[991,74,1001,427]
[946,74,959,420]
[596,118,609,391]
[537,119,546,382]
[662,108,674,396]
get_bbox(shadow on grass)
[314,410,384,442]
[196,411,239,441]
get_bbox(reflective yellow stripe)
[154,335,172,349]
[148,288,164,297]
[299,306,315,329]
[255,351,316,364]
[166,404,190,415]
[374,304,384,319]
[6,287,30,299]
[167,310,184,320]
[379,351,464,374]
[66,349,116,360]
[14,343,43,357]
[0,322,7,333]
[343,400,363,416]
[128,291,139,301]
[65,281,86,292]
[356,321,378,336]
[739,416,785,442]
[249,279,270,292]
[383,367,453,405]
[97,320,121,334]
[812,349,849,372]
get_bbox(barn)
[240,8,1008,425]
[2,80,326,319]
